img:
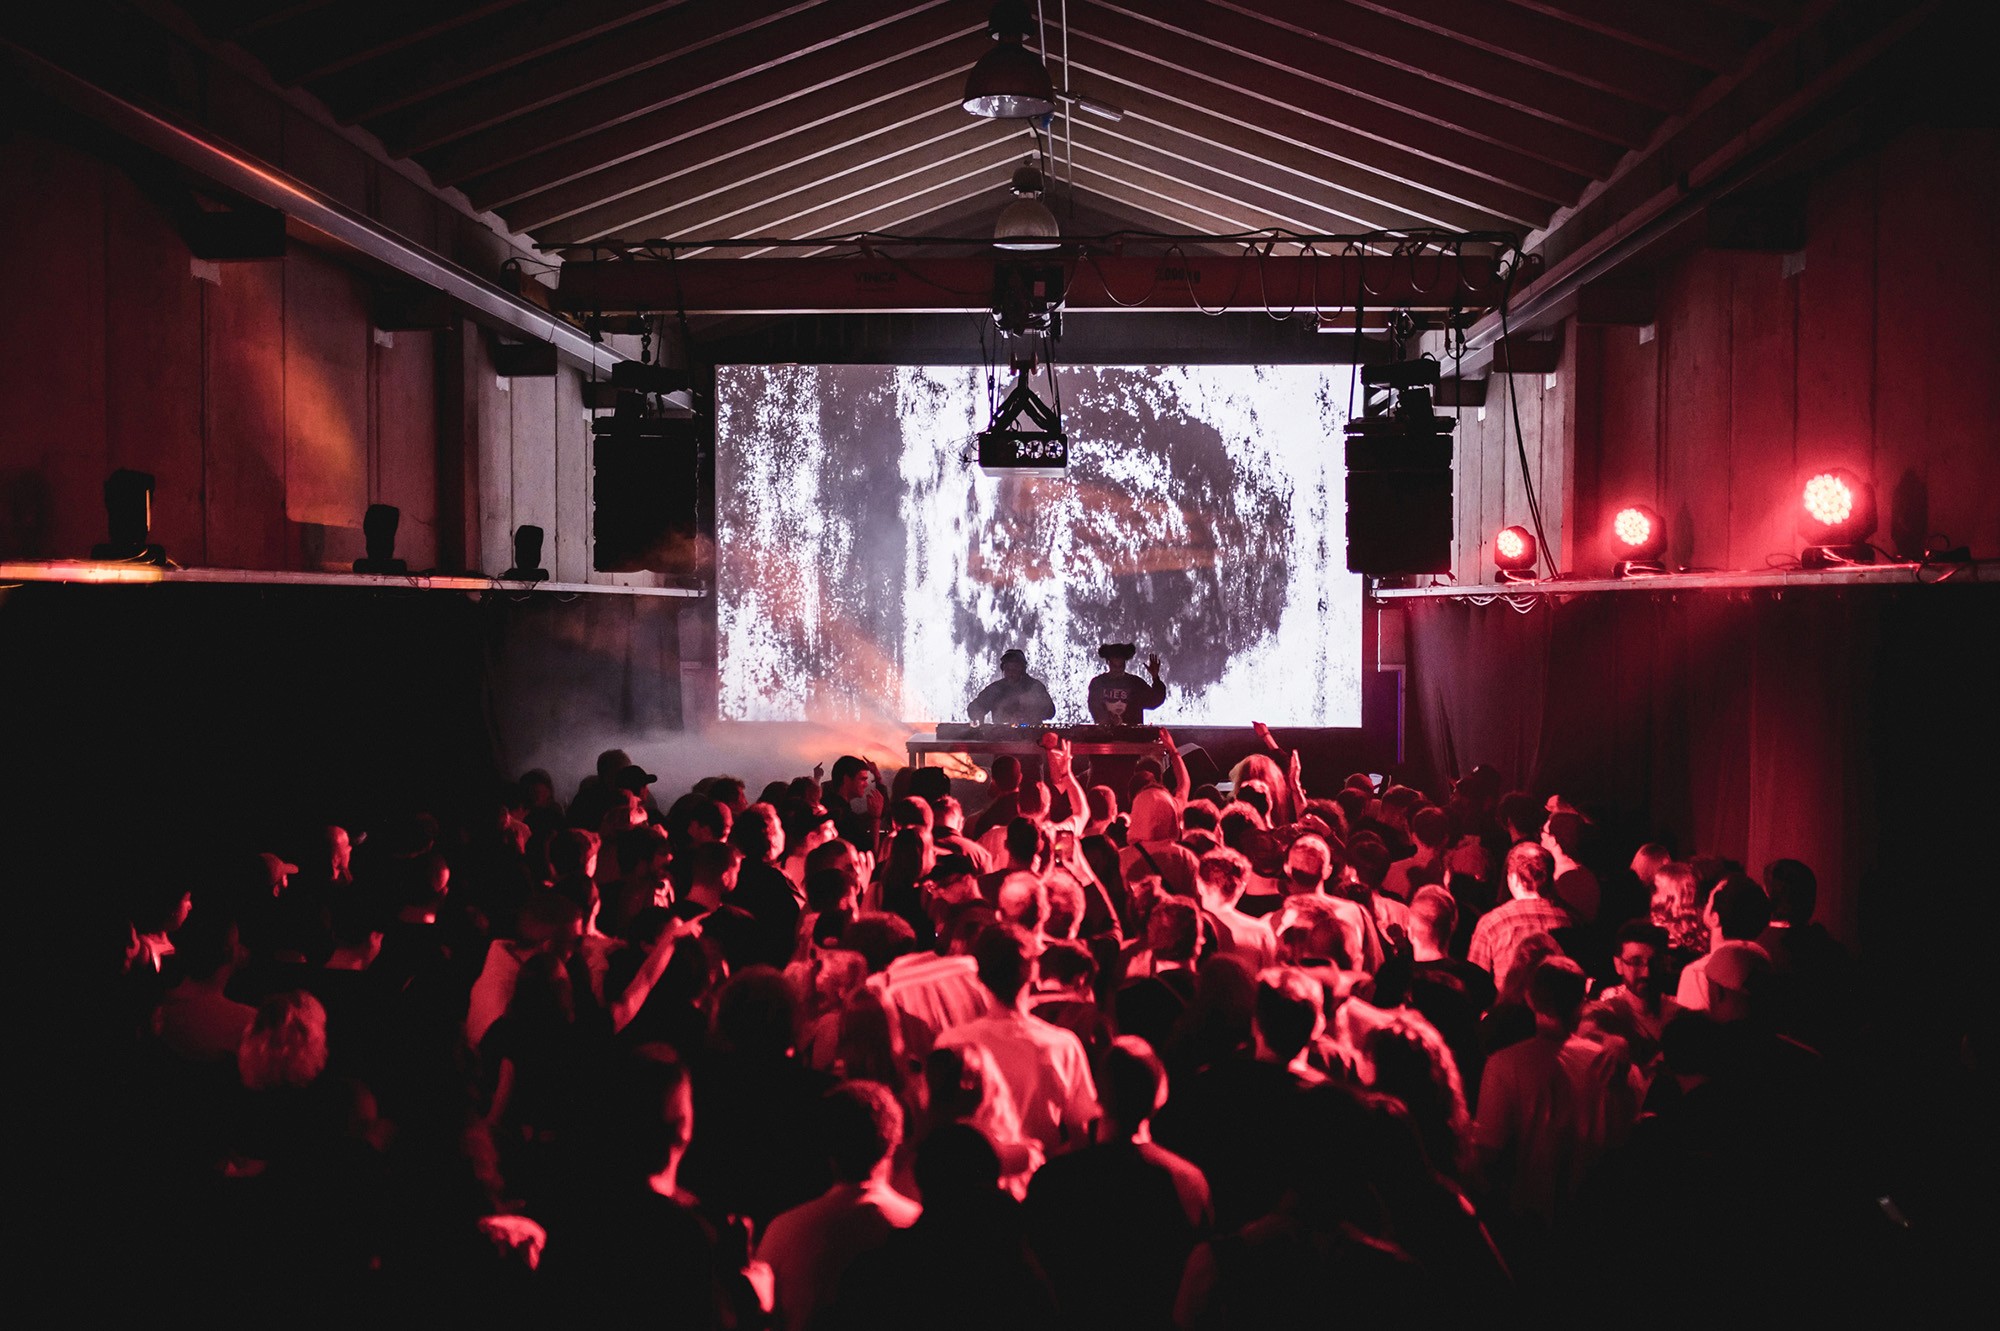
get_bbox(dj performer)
[968,648,1057,726]
[1087,643,1167,726]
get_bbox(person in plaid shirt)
[1468,842,1573,990]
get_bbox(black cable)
[1495,252,1557,579]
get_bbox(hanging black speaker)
[1343,402,1455,576]
[593,420,700,574]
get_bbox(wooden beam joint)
[1436,377,1488,407]
[1575,279,1657,326]
[1491,332,1564,375]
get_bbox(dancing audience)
[91,732,1949,1324]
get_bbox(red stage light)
[1612,505,1665,554]
[1797,468,1875,563]
[1610,503,1667,574]
[1493,525,1536,580]
[1801,472,1853,527]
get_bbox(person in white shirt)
[871,900,997,1058]
[757,1081,921,1331]
[1196,847,1277,970]
[935,923,1099,1160]
[1674,874,1772,1011]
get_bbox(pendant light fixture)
[963,1,1055,119]
[994,163,1061,250]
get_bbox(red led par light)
[1798,468,1876,566]
[1493,525,1536,581]
[1611,504,1667,577]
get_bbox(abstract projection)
[716,364,1365,727]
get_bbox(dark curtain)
[480,591,685,780]
[1,583,502,845]
[1404,583,1999,964]
[0,582,682,865]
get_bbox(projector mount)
[978,365,1067,478]
[979,259,1068,477]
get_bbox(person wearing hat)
[1087,644,1166,727]
[968,648,1056,726]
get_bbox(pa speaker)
[593,425,700,574]
[1345,436,1453,575]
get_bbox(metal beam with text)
[556,250,1527,315]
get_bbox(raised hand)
[1146,653,1162,676]
[477,1214,548,1271]
[1044,734,1073,782]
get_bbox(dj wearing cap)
[1087,643,1167,726]
[968,647,1057,726]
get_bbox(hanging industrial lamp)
[994,163,1061,250]
[963,1,1055,118]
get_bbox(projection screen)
[714,364,1363,727]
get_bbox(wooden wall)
[0,124,657,586]
[0,127,436,571]
[1451,126,1999,584]
[1450,330,1574,585]
[1572,126,2000,578]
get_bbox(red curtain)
[1403,583,1998,963]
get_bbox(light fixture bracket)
[978,370,1067,478]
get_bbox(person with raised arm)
[1087,644,1167,726]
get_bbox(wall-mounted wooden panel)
[472,331,515,577]
[1727,253,1798,570]
[1657,252,1734,572]
[509,370,559,572]
[554,367,591,583]
[1593,325,1660,574]
[1873,129,1999,561]
[283,250,370,565]
[0,121,566,580]
[375,330,438,570]
[204,259,289,569]
[1792,154,1875,493]
[1528,125,1998,586]
[0,136,107,561]
[1542,331,1573,574]
[1451,399,1486,584]
[104,171,207,565]
[1449,329,1575,584]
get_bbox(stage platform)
[905,728,1171,766]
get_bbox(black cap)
[1000,648,1027,666]
[1098,643,1136,661]
[616,764,659,792]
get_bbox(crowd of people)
[93,728,1963,1324]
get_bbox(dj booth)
[906,723,1172,766]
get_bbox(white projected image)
[715,364,1364,727]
